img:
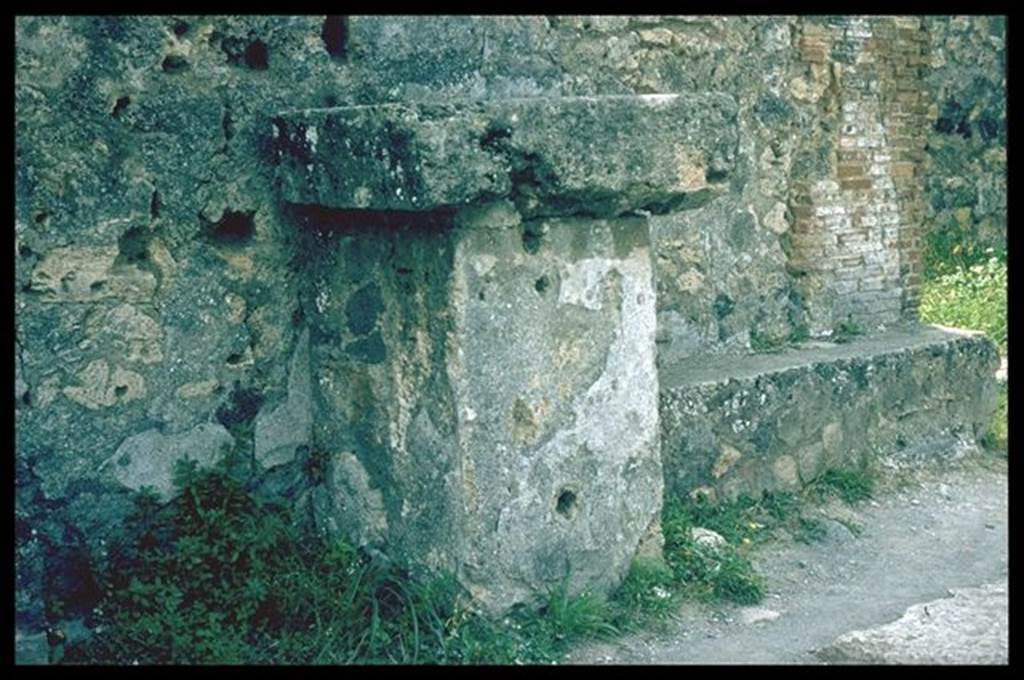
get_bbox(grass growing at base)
[832,319,866,344]
[660,496,766,606]
[65,460,883,665]
[811,466,875,503]
[63,461,629,665]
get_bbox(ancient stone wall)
[920,16,1007,258]
[15,15,1006,635]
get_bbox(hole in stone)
[116,226,151,266]
[556,488,578,518]
[522,226,543,255]
[19,245,33,257]
[21,390,32,407]
[150,190,161,219]
[205,210,255,245]
[161,54,190,74]
[89,280,106,292]
[244,39,269,70]
[114,385,128,397]
[480,123,512,152]
[34,212,49,224]
[322,16,348,60]
[706,167,728,183]
[534,275,550,294]
[172,20,190,37]
[111,96,131,118]
[226,352,245,366]
[222,107,235,142]
[478,290,486,301]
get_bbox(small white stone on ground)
[739,607,782,625]
[690,527,727,549]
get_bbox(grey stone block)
[102,423,234,501]
[274,94,738,217]
[660,324,999,501]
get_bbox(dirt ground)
[565,452,1008,665]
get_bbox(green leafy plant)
[750,330,786,354]
[922,215,998,279]
[832,319,865,344]
[661,497,765,605]
[787,324,811,345]
[610,557,678,624]
[918,255,1006,354]
[811,466,875,504]
[63,461,633,665]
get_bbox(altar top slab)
[273,94,738,217]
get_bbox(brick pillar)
[788,16,930,333]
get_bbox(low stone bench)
[273,94,738,612]
[659,324,999,502]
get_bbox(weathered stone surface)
[301,202,661,613]
[819,579,1008,664]
[83,304,164,365]
[62,359,146,410]
[448,215,661,610]
[254,328,313,469]
[102,423,233,500]
[275,94,738,217]
[660,325,999,500]
[29,246,157,303]
[921,16,1006,256]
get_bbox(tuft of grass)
[918,255,1006,354]
[832,319,865,344]
[609,556,677,625]
[787,324,811,345]
[811,466,875,504]
[661,497,765,605]
[750,330,786,354]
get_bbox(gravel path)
[565,454,1008,665]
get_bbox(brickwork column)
[788,16,931,332]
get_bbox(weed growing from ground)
[919,254,1006,354]
[750,330,786,354]
[661,497,765,605]
[64,461,625,665]
[609,557,678,626]
[811,466,875,503]
[65,459,884,664]
[832,319,866,344]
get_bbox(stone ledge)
[273,94,738,217]
[660,324,999,501]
